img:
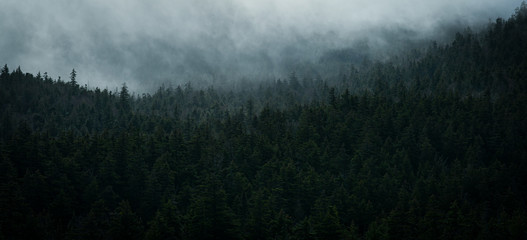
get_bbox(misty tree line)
[0,3,526,240]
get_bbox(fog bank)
[0,0,522,92]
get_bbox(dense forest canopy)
[1,2,527,240]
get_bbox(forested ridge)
[1,4,526,240]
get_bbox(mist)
[0,0,522,92]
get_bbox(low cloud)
[0,0,522,92]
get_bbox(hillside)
[0,3,526,240]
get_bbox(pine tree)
[0,64,9,79]
[119,83,131,114]
[69,69,78,87]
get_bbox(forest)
[0,3,526,240]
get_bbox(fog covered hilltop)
[1,1,526,239]
[0,0,523,91]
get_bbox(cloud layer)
[0,0,522,91]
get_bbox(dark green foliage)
[145,199,182,240]
[183,173,240,240]
[0,4,527,239]
[110,200,144,240]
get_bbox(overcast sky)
[0,0,523,92]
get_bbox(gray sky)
[0,0,523,92]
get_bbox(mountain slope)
[0,4,526,239]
